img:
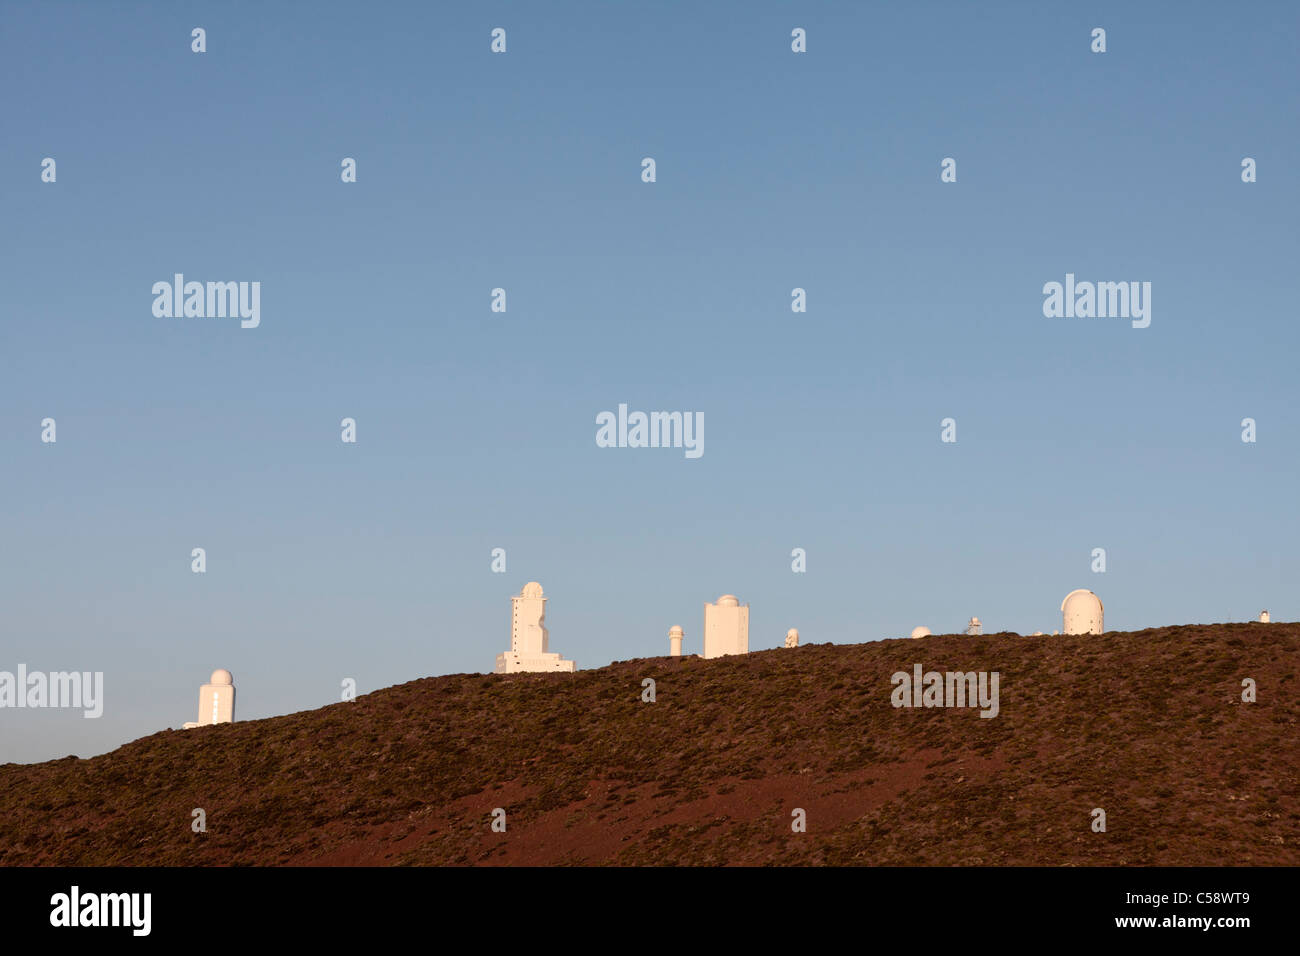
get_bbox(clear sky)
[3,1,1297,763]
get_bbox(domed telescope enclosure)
[1061,589,1104,635]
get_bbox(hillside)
[1,623,1297,866]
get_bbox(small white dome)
[520,581,544,598]
[210,669,233,686]
[668,625,684,637]
[910,626,931,639]
[716,594,740,607]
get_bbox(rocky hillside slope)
[1,623,1296,865]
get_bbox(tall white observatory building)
[703,594,749,659]
[495,582,576,673]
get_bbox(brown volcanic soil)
[1,623,1297,866]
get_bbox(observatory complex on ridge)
[489,581,1131,674]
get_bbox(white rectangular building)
[703,594,749,659]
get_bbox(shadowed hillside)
[2,623,1297,866]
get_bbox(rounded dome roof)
[716,594,739,606]
[1060,588,1103,613]
[669,625,684,637]
[521,581,544,598]
[910,626,931,639]
[210,669,233,686]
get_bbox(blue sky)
[2,1,1297,763]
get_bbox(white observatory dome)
[1060,589,1104,635]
